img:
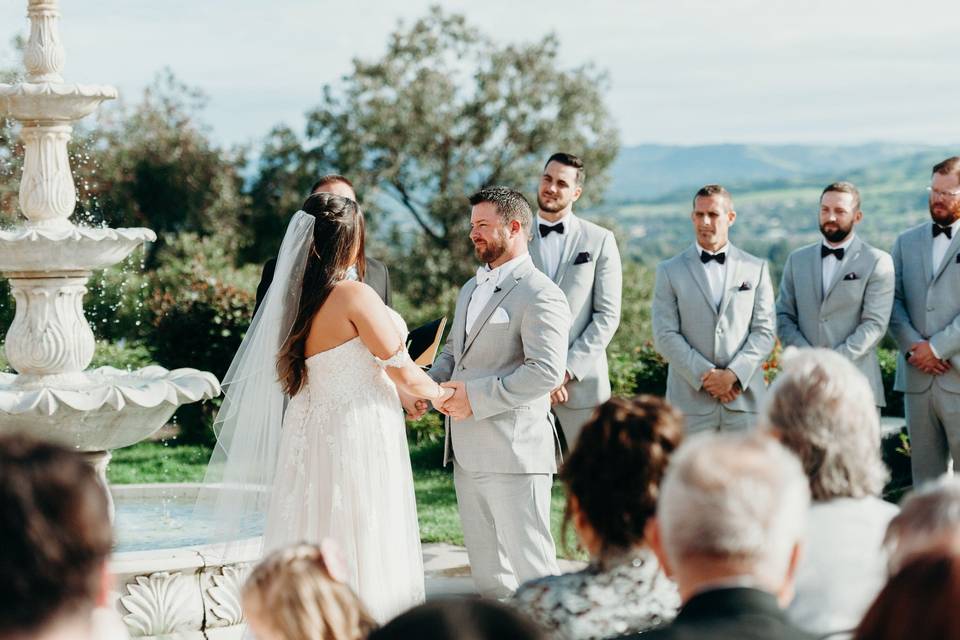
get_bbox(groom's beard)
[473,234,508,264]
[819,221,853,244]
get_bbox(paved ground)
[423,542,587,597]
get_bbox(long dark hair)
[277,193,366,396]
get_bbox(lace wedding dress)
[262,309,425,622]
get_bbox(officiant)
[254,174,392,314]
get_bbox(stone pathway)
[423,543,587,597]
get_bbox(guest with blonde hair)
[242,541,376,640]
[763,347,897,637]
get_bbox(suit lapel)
[554,216,582,286]
[717,245,741,318]
[807,244,824,306]
[823,236,861,301]
[921,226,935,285]
[456,279,477,350]
[461,260,529,357]
[682,246,718,316]
[934,228,960,282]
[529,231,547,274]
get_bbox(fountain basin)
[0,81,118,122]
[0,366,220,450]
[110,484,262,640]
[0,226,156,273]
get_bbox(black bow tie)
[539,222,564,237]
[821,245,845,260]
[700,250,726,265]
[933,224,953,239]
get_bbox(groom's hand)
[440,381,473,420]
[399,390,429,421]
[550,371,572,406]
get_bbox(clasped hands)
[908,341,951,375]
[400,381,472,421]
[702,368,741,404]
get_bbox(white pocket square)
[489,307,510,325]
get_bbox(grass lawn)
[108,438,581,556]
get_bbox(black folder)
[407,317,447,368]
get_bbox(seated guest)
[369,599,546,640]
[0,434,124,640]
[853,552,960,640]
[511,396,682,639]
[631,432,814,640]
[884,476,960,572]
[242,541,376,640]
[762,348,897,637]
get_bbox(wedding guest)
[763,348,897,637]
[884,476,960,573]
[0,434,125,640]
[369,600,546,640]
[511,396,681,639]
[853,552,960,640]
[254,174,391,314]
[631,432,814,640]
[242,541,376,640]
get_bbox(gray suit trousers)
[906,386,960,484]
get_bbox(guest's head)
[242,542,375,640]
[691,184,735,252]
[854,551,960,640]
[277,192,366,396]
[929,156,960,227]
[468,186,533,267]
[884,476,960,573]
[538,152,584,218]
[819,181,862,244]
[311,174,357,201]
[0,434,113,640]
[763,347,888,502]
[560,396,683,558]
[649,432,810,607]
[368,599,546,640]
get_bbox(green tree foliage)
[249,6,620,299]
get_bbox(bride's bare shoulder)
[328,280,380,307]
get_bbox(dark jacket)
[253,255,391,316]
[625,587,816,640]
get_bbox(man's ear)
[727,209,737,226]
[572,185,583,203]
[645,518,673,577]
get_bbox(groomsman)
[776,182,894,408]
[253,174,391,314]
[652,185,776,432]
[530,153,623,448]
[889,157,960,484]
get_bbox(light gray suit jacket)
[652,244,776,417]
[889,222,960,394]
[429,257,571,474]
[776,236,894,406]
[530,215,622,409]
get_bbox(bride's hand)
[432,385,455,413]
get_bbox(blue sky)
[2,0,958,149]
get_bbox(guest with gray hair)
[762,347,897,638]
[628,432,814,640]
[884,476,960,573]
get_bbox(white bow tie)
[476,267,497,286]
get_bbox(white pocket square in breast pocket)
[489,307,510,325]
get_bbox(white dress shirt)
[465,253,531,335]
[821,233,856,298]
[932,218,960,274]
[696,242,727,310]
[537,213,573,280]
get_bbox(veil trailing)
[195,211,315,553]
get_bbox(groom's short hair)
[310,174,355,195]
[469,186,533,236]
[0,434,113,636]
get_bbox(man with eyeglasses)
[890,156,960,484]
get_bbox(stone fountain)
[0,3,258,639]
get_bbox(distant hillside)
[605,143,955,202]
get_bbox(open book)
[407,317,447,368]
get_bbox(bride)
[200,192,451,622]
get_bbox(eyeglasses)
[927,186,960,199]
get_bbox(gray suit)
[889,222,960,483]
[530,215,623,446]
[652,244,776,432]
[776,236,894,406]
[430,256,570,596]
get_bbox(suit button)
[716,327,723,334]
[928,306,935,312]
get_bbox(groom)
[429,186,571,597]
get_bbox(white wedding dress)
[261,309,425,622]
